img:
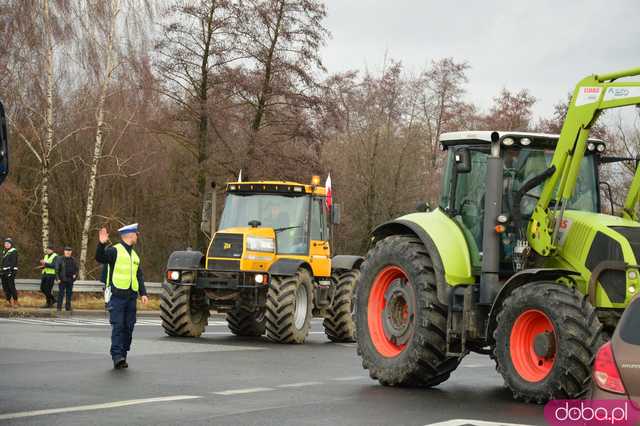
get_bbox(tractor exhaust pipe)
[479,133,503,305]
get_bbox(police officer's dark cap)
[4,238,13,245]
[64,246,73,251]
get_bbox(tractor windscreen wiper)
[274,225,303,233]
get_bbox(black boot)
[114,358,127,369]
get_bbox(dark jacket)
[95,242,147,297]
[56,256,78,283]
[1,248,18,277]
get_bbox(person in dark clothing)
[38,245,58,308]
[55,246,78,311]
[95,223,148,369]
[1,238,18,307]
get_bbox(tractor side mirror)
[0,100,8,187]
[416,202,430,212]
[331,203,342,225]
[455,148,471,174]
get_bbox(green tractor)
[354,67,640,403]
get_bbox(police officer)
[38,245,58,308]
[1,238,18,307]
[95,223,148,369]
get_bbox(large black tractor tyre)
[227,307,266,337]
[160,282,209,337]
[265,269,313,344]
[354,235,459,387]
[493,282,604,404]
[323,270,360,343]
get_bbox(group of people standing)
[38,245,78,311]
[1,238,78,310]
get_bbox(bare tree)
[420,58,470,167]
[155,0,239,250]
[76,0,153,278]
[482,88,536,131]
[1,0,80,253]
[234,0,329,177]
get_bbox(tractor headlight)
[587,142,596,151]
[168,270,180,281]
[597,143,606,153]
[246,236,275,252]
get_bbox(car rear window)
[619,297,640,345]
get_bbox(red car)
[591,295,640,404]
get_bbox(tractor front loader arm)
[623,161,640,221]
[529,66,640,256]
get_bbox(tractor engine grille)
[209,233,244,259]
[586,231,626,303]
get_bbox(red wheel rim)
[510,309,557,382]
[367,266,412,358]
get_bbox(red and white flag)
[325,174,332,209]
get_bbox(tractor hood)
[205,227,277,272]
[555,210,640,307]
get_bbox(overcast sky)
[320,0,639,120]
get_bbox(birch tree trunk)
[40,0,54,253]
[78,0,119,279]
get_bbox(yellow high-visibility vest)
[42,253,57,275]
[111,244,140,292]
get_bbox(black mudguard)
[269,258,312,277]
[331,255,364,272]
[166,250,205,271]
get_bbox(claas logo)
[223,243,232,250]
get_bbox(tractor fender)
[372,209,474,305]
[166,250,204,271]
[486,268,579,342]
[269,258,312,277]
[331,255,364,272]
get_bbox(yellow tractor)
[161,176,362,343]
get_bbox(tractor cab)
[439,131,604,272]
[207,178,334,277]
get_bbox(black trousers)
[40,275,56,305]
[1,273,17,301]
[57,281,73,310]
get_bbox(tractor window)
[454,150,489,250]
[310,198,324,240]
[503,148,598,217]
[219,193,309,254]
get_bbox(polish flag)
[325,174,332,209]
[237,169,242,182]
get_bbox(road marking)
[213,387,274,395]
[425,420,535,426]
[277,381,323,388]
[330,376,368,381]
[460,364,493,368]
[0,395,202,421]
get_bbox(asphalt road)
[0,314,545,426]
